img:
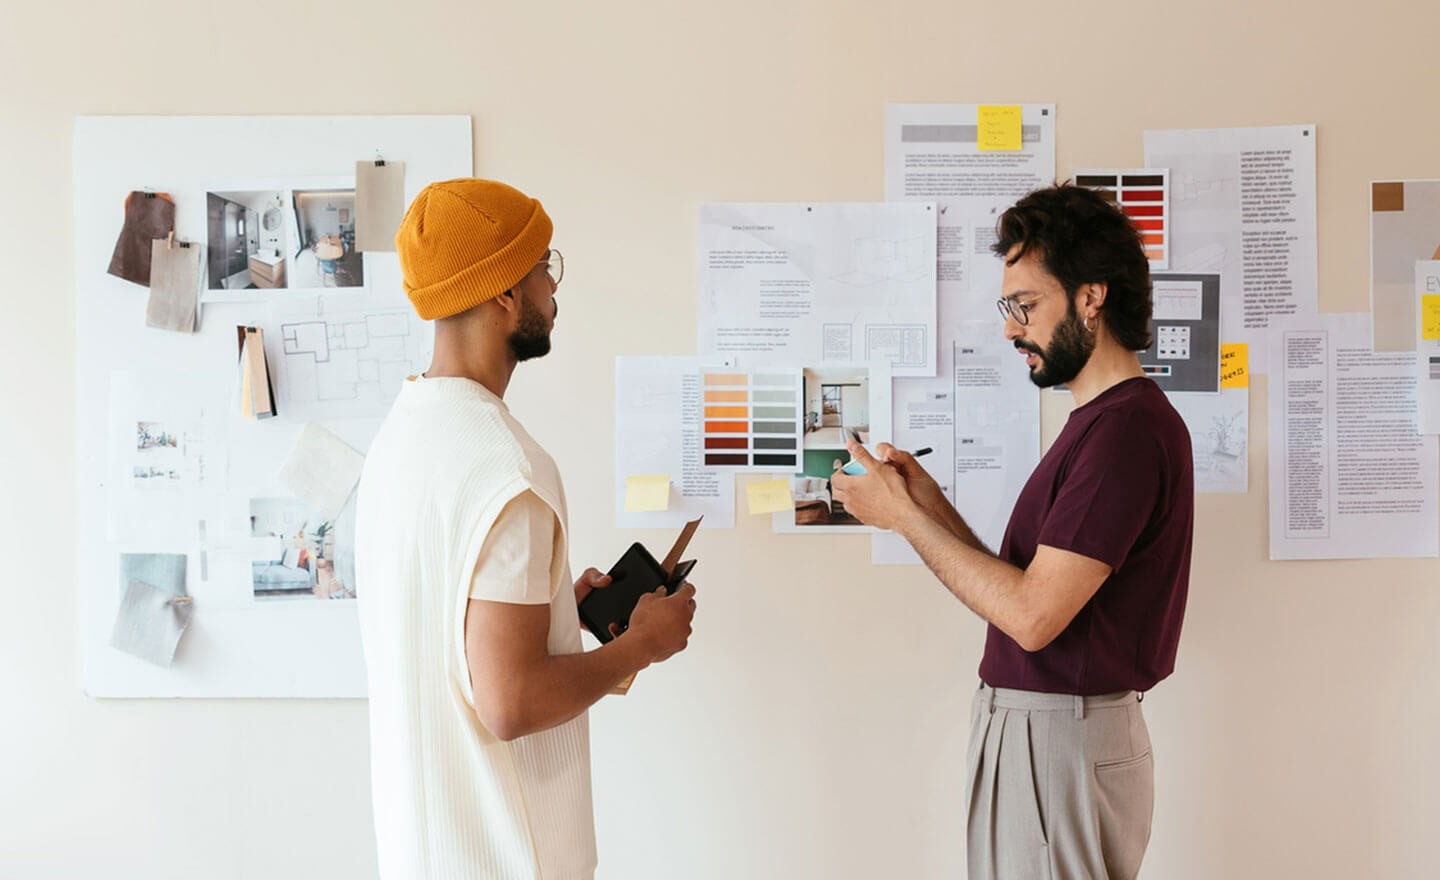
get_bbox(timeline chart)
[1074,168,1171,269]
[700,370,803,471]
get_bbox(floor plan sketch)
[270,300,431,421]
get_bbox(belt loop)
[1073,694,1085,720]
[982,682,995,715]
[1136,690,1145,703]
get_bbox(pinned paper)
[977,105,1023,151]
[1423,296,1440,341]
[278,423,366,521]
[356,160,406,252]
[746,478,794,515]
[110,578,193,667]
[119,553,187,597]
[624,475,671,512]
[237,326,276,419]
[1220,343,1249,389]
[146,238,202,332]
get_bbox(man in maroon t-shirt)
[834,183,1194,880]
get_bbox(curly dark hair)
[990,182,1153,351]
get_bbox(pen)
[841,445,933,475]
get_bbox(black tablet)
[577,543,693,643]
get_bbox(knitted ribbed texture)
[396,178,553,320]
[356,377,596,880]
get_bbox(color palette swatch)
[701,370,802,470]
[1074,168,1170,269]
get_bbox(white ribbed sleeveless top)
[356,376,595,880]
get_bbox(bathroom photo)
[291,189,364,288]
[206,190,288,290]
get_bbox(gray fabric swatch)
[118,552,186,597]
[109,578,193,667]
[355,160,405,252]
[146,240,202,332]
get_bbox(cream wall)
[3,1,1439,877]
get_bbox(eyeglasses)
[538,248,564,286]
[996,294,1040,326]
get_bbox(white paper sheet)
[1144,125,1318,369]
[1168,388,1249,494]
[1268,313,1438,560]
[1416,261,1440,434]
[107,371,229,545]
[697,202,938,377]
[615,356,736,529]
[874,103,1053,564]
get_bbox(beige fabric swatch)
[356,160,406,252]
[146,239,202,332]
[277,423,366,521]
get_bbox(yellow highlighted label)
[1220,343,1248,389]
[746,478,794,515]
[977,105,1023,151]
[624,475,670,512]
[1423,295,1440,341]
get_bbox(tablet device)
[577,543,695,643]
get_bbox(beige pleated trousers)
[966,684,1155,880]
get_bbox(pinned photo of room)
[793,366,871,527]
[249,497,355,600]
[291,189,364,288]
[206,190,288,290]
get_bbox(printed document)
[697,202,938,377]
[1268,313,1438,560]
[874,104,1053,563]
[1145,125,1318,369]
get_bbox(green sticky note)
[978,105,1023,151]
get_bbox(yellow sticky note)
[746,478,794,515]
[1220,343,1248,389]
[977,105,1023,151]
[1423,296,1440,341]
[624,475,670,512]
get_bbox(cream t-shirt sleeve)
[468,490,557,605]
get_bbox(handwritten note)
[977,105,1022,151]
[1423,296,1440,341]
[746,478,794,515]
[1220,343,1249,389]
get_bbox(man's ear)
[1081,281,1109,312]
[491,287,519,316]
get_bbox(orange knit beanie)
[395,178,552,320]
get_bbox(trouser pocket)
[1092,750,1154,880]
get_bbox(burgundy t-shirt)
[978,377,1194,695]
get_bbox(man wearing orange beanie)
[355,178,698,879]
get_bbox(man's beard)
[509,294,553,362]
[1016,300,1094,388]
